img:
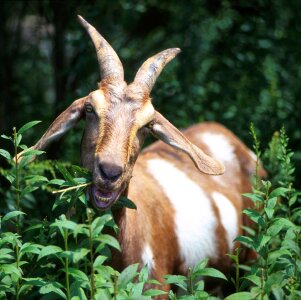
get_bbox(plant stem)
[64,229,70,300]
[15,243,20,300]
[13,127,21,215]
[52,182,92,194]
[235,248,240,293]
[13,127,21,299]
[88,209,95,299]
[261,268,265,300]
[187,267,193,295]
[113,273,118,300]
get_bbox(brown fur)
[108,122,263,297]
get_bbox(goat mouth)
[90,185,122,210]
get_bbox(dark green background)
[1,0,300,183]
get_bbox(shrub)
[0,122,300,299]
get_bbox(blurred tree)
[0,0,300,184]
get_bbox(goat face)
[81,84,155,209]
[23,16,225,210]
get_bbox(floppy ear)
[149,111,225,175]
[17,97,86,161]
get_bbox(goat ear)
[149,111,225,175]
[17,97,86,162]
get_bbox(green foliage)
[1,122,301,299]
[233,126,301,300]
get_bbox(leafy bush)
[0,122,300,299]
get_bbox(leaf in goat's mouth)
[91,185,120,209]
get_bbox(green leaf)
[71,287,87,300]
[38,245,63,261]
[138,265,149,282]
[91,214,112,237]
[68,268,90,285]
[235,235,254,248]
[73,224,89,238]
[18,121,41,135]
[0,248,14,262]
[51,218,77,231]
[163,275,187,291]
[265,197,278,218]
[56,163,77,183]
[49,179,67,186]
[267,218,295,236]
[25,175,49,184]
[0,149,11,160]
[115,196,137,209]
[2,211,26,223]
[132,282,145,297]
[255,234,271,251]
[3,173,15,184]
[267,197,277,209]
[193,258,209,273]
[24,223,44,232]
[96,234,121,251]
[20,242,41,258]
[16,134,22,146]
[0,264,22,278]
[1,134,12,141]
[93,255,107,268]
[20,149,45,157]
[117,263,139,289]
[19,277,46,295]
[60,248,90,264]
[242,193,264,203]
[243,209,264,226]
[195,268,227,281]
[39,281,66,299]
[270,187,289,198]
[22,277,45,286]
[267,249,292,265]
[243,274,261,287]
[225,292,255,300]
[264,207,274,220]
[94,289,111,300]
[144,289,166,297]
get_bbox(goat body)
[110,122,260,292]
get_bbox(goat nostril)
[98,162,123,182]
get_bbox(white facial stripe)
[201,133,235,164]
[142,244,155,272]
[135,101,155,128]
[91,90,107,114]
[211,192,238,252]
[147,158,218,269]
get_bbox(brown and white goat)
[20,16,262,294]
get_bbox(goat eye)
[85,104,94,113]
[145,120,154,129]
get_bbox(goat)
[19,16,263,296]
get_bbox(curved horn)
[131,48,181,96]
[77,15,124,82]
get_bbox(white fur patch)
[142,243,155,272]
[211,192,238,252]
[147,159,218,269]
[201,133,235,164]
[248,149,257,162]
